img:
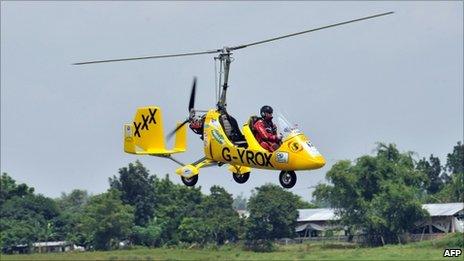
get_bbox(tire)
[279,171,297,188]
[232,172,250,184]
[181,175,198,186]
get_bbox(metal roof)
[298,203,464,222]
[422,203,464,216]
[32,241,69,247]
[297,208,338,221]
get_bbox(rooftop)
[298,202,464,222]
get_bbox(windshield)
[274,112,301,139]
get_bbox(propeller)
[166,77,197,140]
[73,12,393,65]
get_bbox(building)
[296,208,338,238]
[12,241,84,254]
[413,203,464,233]
[296,202,464,240]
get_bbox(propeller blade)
[73,49,221,65]
[188,77,197,112]
[230,11,394,51]
[166,119,189,140]
[73,12,393,66]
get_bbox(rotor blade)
[166,119,189,140]
[230,11,394,51]
[73,49,221,65]
[189,77,197,112]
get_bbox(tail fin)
[124,106,187,155]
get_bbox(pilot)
[189,115,205,140]
[253,105,281,152]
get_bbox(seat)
[219,113,248,148]
[248,115,260,135]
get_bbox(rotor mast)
[216,49,232,112]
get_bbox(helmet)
[260,105,273,118]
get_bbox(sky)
[1,1,463,202]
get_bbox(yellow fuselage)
[203,110,325,171]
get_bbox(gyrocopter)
[74,12,393,188]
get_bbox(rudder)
[124,106,187,155]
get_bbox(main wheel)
[232,172,250,184]
[181,175,198,186]
[279,171,297,188]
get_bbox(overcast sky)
[1,1,462,201]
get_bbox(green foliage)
[152,174,203,245]
[313,143,428,246]
[0,219,42,253]
[81,189,134,250]
[3,142,460,253]
[131,219,163,247]
[434,232,463,248]
[245,184,299,250]
[109,160,156,226]
[446,141,464,174]
[0,173,34,205]
[0,173,61,253]
[156,184,240,246]
[439,141,464,202]
[197,186,241,245]
[56,189,89,212]
[416,155,443,194]
[295,198,317,209]
[54,189,90,246]
[433,172,464,203]
[424,141,464,203]
[178,217,211,244]
[2,234,463,260]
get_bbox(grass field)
[2,233,462,260]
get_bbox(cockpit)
[219,110,302,152]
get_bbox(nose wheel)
[181,175,198,186]
[232,172,250,184]
[279,171,296,188]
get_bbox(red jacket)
[253,119,279,144]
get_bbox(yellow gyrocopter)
[74,12,393,188]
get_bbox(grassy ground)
[2,233,462,260]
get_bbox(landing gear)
[181,175,198,186]
[232,172,250,184]
[279,171,296,188]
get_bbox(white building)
[296,202,464,239]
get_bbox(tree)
[109,161,156,226]
[245,184,300,251]
[313,143,428,246]
[416,155,443,194]
[446,141,464,174]
[0,174,61,253]
[0,173,34,205]
[431,141,464,203]
[434,172,464,203]
[131,218,164,247]
[177,217,211,245]
[198,186,240,245]
[81,189,134,250]
[152,174,203,245]
[56,189,89,212]
[54,190,90,245]
[295,198,317,209]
